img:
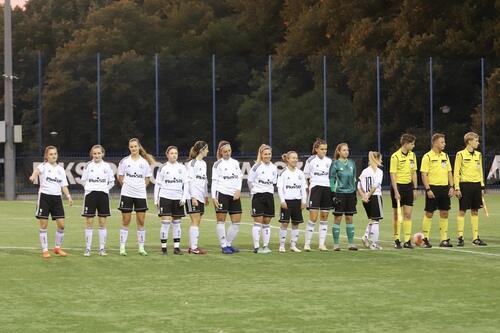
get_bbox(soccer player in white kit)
[277,151,307,253]
[303,138,333,251]
[154,146,189,255]
[358,151,384,250]
[117,138,155,256]
[211,140,243,254]
[185,141,210,254]
[29,146,73,258]
[80,145,115,256]
[248,144,278,254]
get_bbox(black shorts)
[279,199,304,224]
[391,183,414,208]
[118,195,148,213]
[307,186,333,211]
[251,192,275,217]
[186,199,205,215]
[425,185,451,212]
[362,195,383,220]
[216,193,242,215]
[333,192,357,216]
[82,191,111,217]
[458,182,482,211]
[36,193,65,220]
[158,197,186,218]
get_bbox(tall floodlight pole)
[4,0,15,200]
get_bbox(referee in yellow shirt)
[420,133,454,248]
[390,134,418,249]
[454,132,487,246]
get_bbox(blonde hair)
[43,146,57,162]
[188,141,208,160]
[256,144,272,163]
[368,151,382,167]
[281,151,298,164]
[129,138,156,166]
[217,140,231,159]
[334,143,348,160]
[89,144,105,159]
[312,138,327,155]
[165,145,178,157]
[464,132,479,145]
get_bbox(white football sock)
[55,229,64,248]
[137,228,146,248]
[371,221,380,243]
[39,228,48,251]
[226,222,240,246]
[279,228,288,247]
[119,228,129,247]
[262,224,271,247]
[85,228,93,250]
[305,221,315,246]
[172,220,181,248]
[364,221,372,238]
[319,221,328,246]
[160,220,170,249]
[98,227,107,250]
[216,222,227,248]
[189,226,199,250]
[290,228,300,247]
[252,223,262,249]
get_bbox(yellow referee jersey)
[453,148,484,189]
[420,150,452,186]
[390,148,417,184]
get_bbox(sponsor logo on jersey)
[286,184,301,189]
[195,175,207,180]
[45,176,63,183]
[88,177,107,183]
[258,179,274,185]
[222,174,239,180]
[126,172,143,178]
[313,171,328,176]
[164,178,183,184]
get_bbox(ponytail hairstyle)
[368,151,382,168]
[311,138,327,155]
[217,140,231,160]
[334,143,349,160]
[89,144,105,159]
[256,144,272,164]
[43,145,58,162]
[281,151,298,165]
[188,141,208,160]
[165,145,178,157]
[129,138,156,166]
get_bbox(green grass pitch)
[1,194,500,333]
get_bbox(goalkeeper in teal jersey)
[329,143,358,251]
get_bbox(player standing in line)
[29,146,73,258]
[211,140,243,254]
[329,143,358,251]
[420,134,454,248]
[248,144,278,254]
[358,151,384,250]
[117,138,155,256]
[154,146,189,255]
[303,138,332,251]
[390,134,418,249]
[277,151,307,253]
[81,145,115,256]
[454,132,487,246]
[185,141,210,255]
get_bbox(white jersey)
[154,161,189,203]
[358,166,383,196]
[211,157,242,198]
[117,155,152,199]
[81,160,115,195]
[186,159,208,202]
[36,162,68,196]
[277,167,307,203]
[303,155,332,189]
[248,162,278,195]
